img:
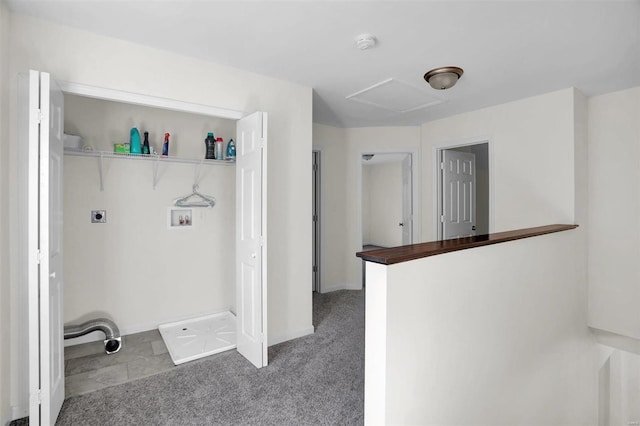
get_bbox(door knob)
[49,272,56,279]
[251,253,257,259]
[398,222,404,227]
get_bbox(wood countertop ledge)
[356,224,578,265]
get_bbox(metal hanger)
[174,184,216,208]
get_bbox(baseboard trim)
[320,283,362,293]
[268,326,315,347]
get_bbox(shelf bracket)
[63,148,235,192]
[193,160,205,188]
[98,151,105,192]
[153,155,160,190]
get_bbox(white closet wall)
[64,95,236,157]
[63,95,237,332]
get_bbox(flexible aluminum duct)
[64,318,122,354]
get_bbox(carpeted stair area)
[51,289,364,425]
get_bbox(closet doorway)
[18,69,268,425]
[361,153,411,248]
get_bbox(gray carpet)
[49,289,364,425]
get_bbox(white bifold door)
[236,112,268,368]
[441,149,476,239]
[20,70,65,426]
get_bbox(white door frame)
[15,77,269,417]
[434,137,494,240]
[312,149,321,293]
[356,147,420,288]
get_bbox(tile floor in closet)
[64,330,174,397]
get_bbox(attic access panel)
[346,78,443,113]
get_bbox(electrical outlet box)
[91,210,106,223]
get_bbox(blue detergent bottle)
[130,128,142,154]
[226,138,236,160]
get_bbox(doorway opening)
[436,141,490,240]
[359,150,418,287]
[18,71,269,424]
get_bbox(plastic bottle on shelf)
[162,133,170,156]
[205,132,215,159]
[142,131,150,155]
[226,138,236,160]
[130,128,141,154]
[215,137,224,160]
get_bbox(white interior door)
[401,154,412,245]
[441,149,476,239]
[22,70,65,426]
[236,111,268,368]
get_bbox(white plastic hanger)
[174,184,216,208]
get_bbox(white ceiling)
[7,1,640,128]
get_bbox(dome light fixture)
[423,66,464,90]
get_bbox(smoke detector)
[355,34,376,50]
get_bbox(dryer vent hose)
[64,318,122,354]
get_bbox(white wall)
[362,161,403,247]
[588,86,640,340]
[313,124,421,291]
[0,0,11,423]
[64,94,237,156]
[315,90,578,292]
[593,345,640,425]
[63,95,237,332]
[365,230,599,425]
[64,158,235,331]
[364,88,596,424]
[8,12,313,417]
[421,88,576,241]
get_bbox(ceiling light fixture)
[355,34,376,50]
[423,66,464,90]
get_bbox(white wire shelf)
[63,149,235,191]
[63,149,235,166]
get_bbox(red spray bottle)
[162,133,170,156]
